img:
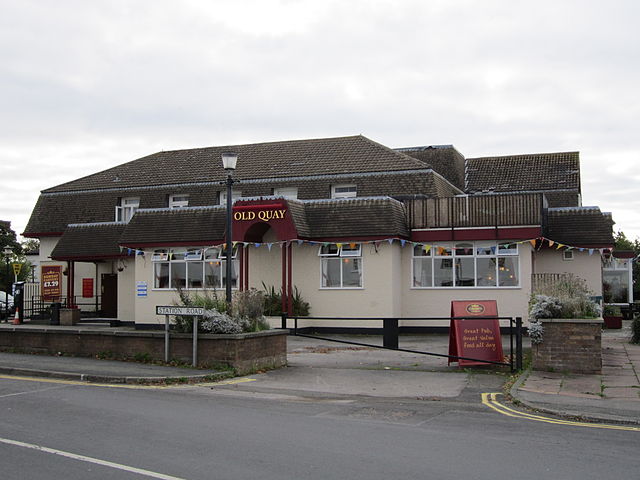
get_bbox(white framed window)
[169,194,189,208]
[115,197,139,223]
[273,187,298,199]
[219,190,242,205]
[603,256,632,303]
[319,244,362,288]
[412,241,519,288]
[152,247,238,290]
[331,184,357,199]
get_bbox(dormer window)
[169,194,189,208]
[273,187,298,199]
[115,197,139,223]
[331,184,357,199]
[219,190,242,205]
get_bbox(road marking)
[0,385,69,398]
[206,377,257,386]
[0,436,186,479]
[482,393,640,432]
[0,374,169,389]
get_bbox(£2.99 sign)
[41,265,62,301]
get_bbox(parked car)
[0,291,15,318]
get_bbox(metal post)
[515,316,523,371]
[164,315,170,363]
[383,318,399,350]
[281,312,286,330]
[4,254,10,323]
[192,318,198,367]
[225,174,233,309]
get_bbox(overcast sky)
[1,0,639,242]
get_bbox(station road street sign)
[156,306,205,316]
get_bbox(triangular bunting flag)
[267,243,273,251]
[400,239,406,247]
[548,240,554,247]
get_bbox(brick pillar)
[532,318,604,374]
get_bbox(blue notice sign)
[136,281,148,297]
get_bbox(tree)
[0,221,27,292]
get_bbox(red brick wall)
[532,320,603,374]
[0,328,287,375]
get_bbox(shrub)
[261,282,310,316]
[174,288,270,334]
[529,275,601,320]
[631,315,640,344]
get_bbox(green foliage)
[631,316,640,344]
[134,352,153,363]
[261,282,310,316]
[233,288,270,332]
[173,289,227,333]
[174,288,271,334]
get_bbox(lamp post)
[221,152,238,309]
[3,246,12,322]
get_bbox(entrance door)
[101,274,118,318]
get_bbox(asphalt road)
[0,373,637,480]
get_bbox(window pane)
[341,244,361,256]
[170,263,186,289]
[342,258,362,287]
[434,245,452,256]
[434,258,453,286]
[498,257,518,286]
[476,245,495,256]
[603,271,629,303]
[187,262,203,288]
[498,242,518,255]
[154,263,169,288]
[455,258,475,286]
[221,260,238,288]
[413,245,432,257]
[413,258,432,287]
[321,258,341,287]
[204,261,222,288]
[319,244,339,256]
[454,243,474,256]
[476,258,497,287]
[171,249,186,261]
[204,248,220,260]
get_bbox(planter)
[59,308,81,326]
[532,318,603,374]
[603,315,622,329]
[0,326,287,374]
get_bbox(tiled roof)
[302,197,408,239]
[396,145,466,190]
[119,207,227,247]
[50,223,127,260]
[465,152,580,193]
[44,136,427,193]
[545,207,614,247]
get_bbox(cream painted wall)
[117,258,136,320]
[290,241,399,319]
[400,242,534,324]
[533,249,603,296]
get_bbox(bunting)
[125,235,612,258]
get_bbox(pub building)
[24,135,630,328]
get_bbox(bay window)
[152,247,238,290]
[413,242,519,288]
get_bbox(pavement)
[0,321,639,424]
[511,321,640,425]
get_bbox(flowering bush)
[528,321,544,345]
[173,288,270,334]
[529,275,602,320]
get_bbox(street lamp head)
[221,152,238,172]
[3,246,12,257]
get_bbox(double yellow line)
[482,393,640,432]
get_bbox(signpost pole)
[515,316,523,371]
[192,318,198,367]
[164,315,170,363]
